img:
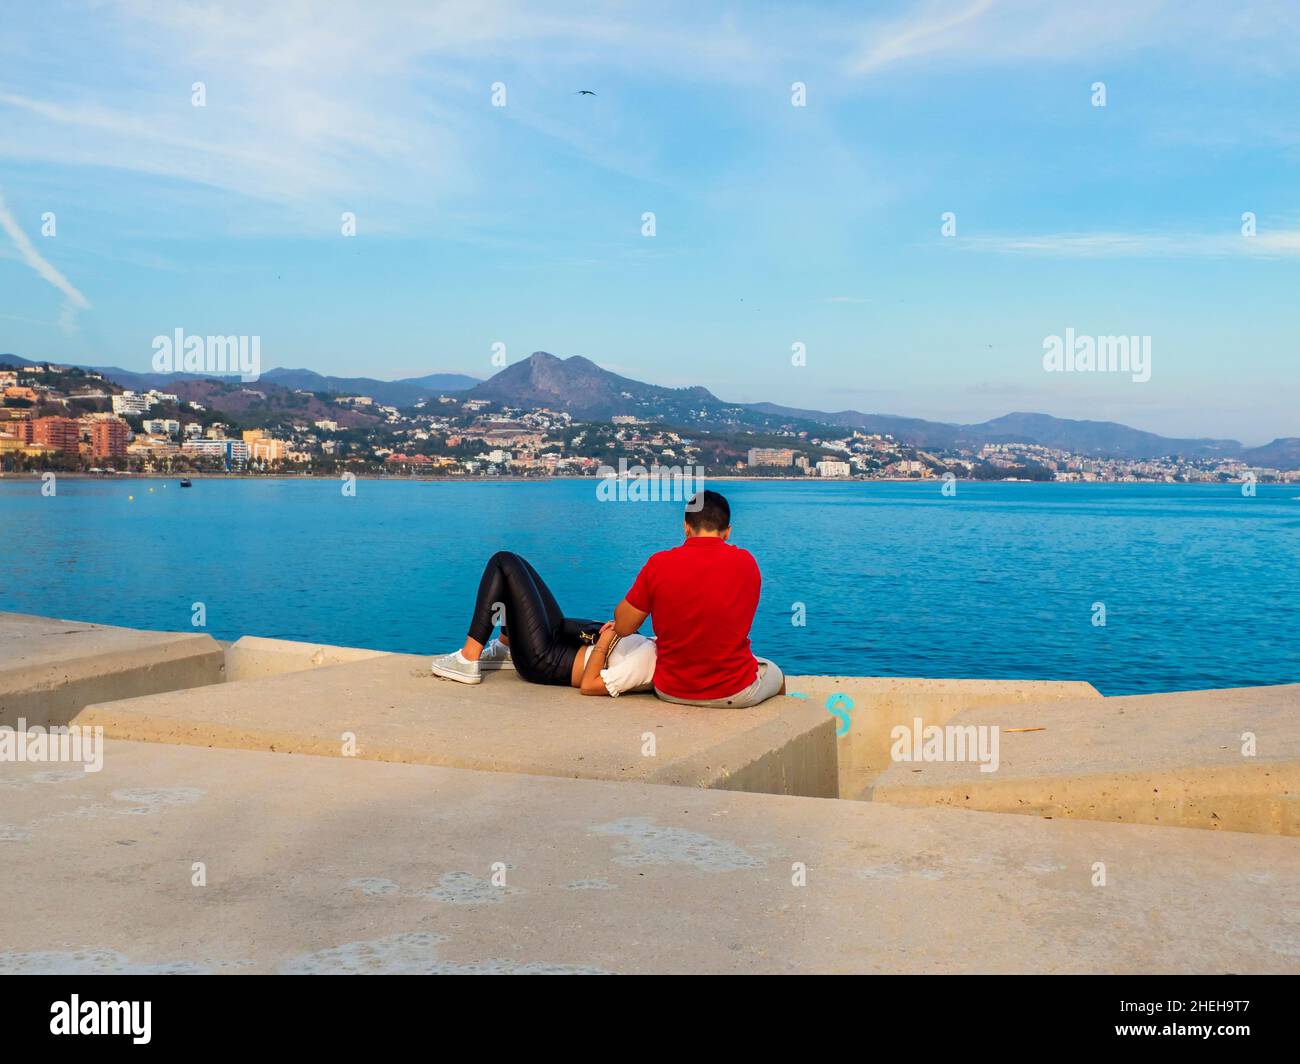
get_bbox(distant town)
[2,359,1296,484]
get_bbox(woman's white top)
[581,633,657,697]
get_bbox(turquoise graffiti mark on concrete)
[825,693,854,736]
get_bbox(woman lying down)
[430,551,656,697]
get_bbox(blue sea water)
[1,477,1297,696]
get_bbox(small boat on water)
[179,478,193,488]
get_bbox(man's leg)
[654,658,786,708]
[734,658,784,707]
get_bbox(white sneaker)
[430,651,481,685]
[478,638,515,671]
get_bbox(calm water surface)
[2,477,1298,695]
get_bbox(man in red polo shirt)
[613,490,784,707]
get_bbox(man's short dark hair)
[685,490,730,532]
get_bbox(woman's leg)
[514,556,604,651]
[460,552,572,682]
[513,555,565,633]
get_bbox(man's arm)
[613,597,648,637]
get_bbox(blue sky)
[1,0,1298,444]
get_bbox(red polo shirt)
[624,536,761,700]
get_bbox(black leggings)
[466,552,600,686]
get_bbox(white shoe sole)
[430,661,482,684]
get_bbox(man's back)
[625,536,760,700]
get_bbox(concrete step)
[74,653,838,798]
[224,635,389,682]
[872,683,1300,834]
[0,611,225,729]
[1,740,1296,974]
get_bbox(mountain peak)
[468,350,718,419]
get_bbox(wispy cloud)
[957,230,1300,258]
[0,1,795,233]
[6,1,1297,234]
[0,189,91,330]
[849,0,1300,76]
[854,0,996,74]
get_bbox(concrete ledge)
[872,684,1300,835]
[224,635,389,682]
[784,675,1101,799]
[76,654,838,798]
[1,740,1296,974]
[0,612,225,729]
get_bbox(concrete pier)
[5,616,1299,973]
[2,739,1296,974]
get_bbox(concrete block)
[75,654,839,798]
[224,636,389,682]
[784,674,1101,799]
[0,612,225,729]
[872,683,1300,835]
[0,740,1296,973]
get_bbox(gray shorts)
[654,657,785,708]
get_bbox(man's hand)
[613,598,648,637]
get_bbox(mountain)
[1242,437,1300,469]
[465,351,720,420]
[746,401,966,448]
[466,352,1284,465]
[743,405,1243,461]
[0,355,479,405]
[261,368,479,404]
[402,371,482,391]
[959,412,1241,461]
[160,377,384,429]
[4,349,1294,467]
[0,354,385,428]
[1,353,175,392]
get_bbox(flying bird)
[574,90,596,96]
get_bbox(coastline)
[0,471,1264,485]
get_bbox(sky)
[1,0,1298,445]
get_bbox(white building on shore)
[816,459,852,478]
